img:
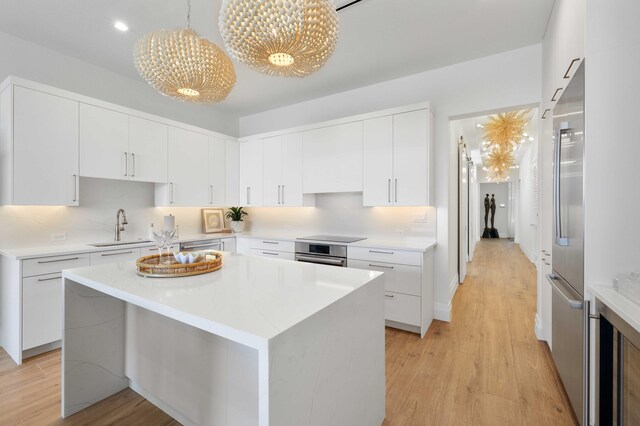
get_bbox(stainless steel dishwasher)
[179,239,223,252]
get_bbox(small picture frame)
[202,208,225,233]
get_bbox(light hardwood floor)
[0,239,576,425]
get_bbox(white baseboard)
[534,313,545,341]
[434,274,459,323]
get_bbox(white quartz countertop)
[62,254,383,349]
[590,284,640,334]
[0,233,235,260]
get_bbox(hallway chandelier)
[485,147,514,181]
[134,0,236,103]
[218,0,339,77]
[483,111,529,151]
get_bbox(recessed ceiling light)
[529,136,534,141]
[114,21,129,32]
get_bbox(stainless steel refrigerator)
[547,60,588,425]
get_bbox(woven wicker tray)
[136,252,223,278]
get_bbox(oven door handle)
[295,254,346,267]
[181,242,221,251]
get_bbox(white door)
[79,103,128,180]
[129,117,168,183]
[225,140,240,206]
[393,110,429,206]
[363,116,393,206]
[167,127,209,206]
[281,133,304,206]
[262,136,283,206]
[13,86,79,206]
[239,139,264,206]
[208,136,227,206]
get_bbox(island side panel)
[267,274,386,426]
[62,278,128,417]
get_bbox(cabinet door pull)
[369,250,394,255]
[210,185,214,205]
[278,185,281,205]
[124,152,128,176]
[262,241,279,245]
[395,179,398,203]
[72,174,78,202]
[388,179,391,203]
[563,58,581,79]
[369,263,394,269]
[247,187,251,205]
[551,88,562,102]
[384,294,395,299]
[38,257,80,264]
[262,251,279,256]
[541,109,551,119]
[38,275,62,282]
[101,250,133,257]
[282,185,285,204]
[131,153,136,177]
[169,182,174,204]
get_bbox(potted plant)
[225,207,248,233]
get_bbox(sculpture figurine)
[484,194,490,229]
[490,194,496,229]
[482,193,500,238]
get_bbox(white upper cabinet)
[79,105,168,183]
[363,116,394,206]
[79,104,128,180]
[128,117,168,183]
[262,136,283,207]
[156,127,209,206]
[239,139,264,206]
[225,140,240,206]
[302,122,363,193]
[363,109,433,207]
[208,136,227,206]
[393,109,431,206]
[9,86,79,206]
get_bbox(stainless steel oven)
[179,239,223,252]
[294,241,347,267]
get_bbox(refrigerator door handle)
[547,274,583,309]
[554,123,570,246]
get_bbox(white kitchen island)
[61,253,385,426]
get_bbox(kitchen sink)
[89,240,152,248]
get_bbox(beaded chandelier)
[134,2,236,103]
[218,0,340,77]
[485,146,515,181]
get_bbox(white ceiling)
[0,0,554,116]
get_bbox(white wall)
[518,142,538,263]
[479,183,510,236]
[0,178,212,248]
[240,45,542,320]
[243,193,436,239]
[0,30,238,136]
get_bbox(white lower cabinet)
[348,246,434,337]
[91,248,142,265]
[236,237,295,260]
[249,248,295,261]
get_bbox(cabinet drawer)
[248,239,295,252]
[348,259,421,296]
[23,253,90,277]
[91,248,141,266]
[348,246,422,266]
[22,273,63,350]
[249,248,295,261]
[384,292,420,326]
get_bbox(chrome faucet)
[114,209,128,241]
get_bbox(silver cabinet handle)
[262,251,279,256]
[101,250,134,257]
[221,241,225,251]
[369,250,394,255]
[38,257,80,264]
[278,185,281,205]
[124,152,128,176]
[394,179,398,203]
[384,294,395,299]
[282,185,285,205]
[551,88,562,102]
[72,174,78,202]
[131,153,136,177]
[563,58,580,79]
[170,183,174,204]
[246,187,251,205]
[541,109,550,119]
[388,179,391,203]
[181,242,221,250]
[38,275,62,282]
[546,274,583,309]
[262,241,279,245]
[369,263,394,269]
[210,185,214,205]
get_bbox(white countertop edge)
[62,269,269,351]
[590,284,640,334]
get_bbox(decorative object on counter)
[174,251,204,264]
[134,0,236,103]
[202,208,225,233]
[482,193,500,238]
[218,0,339,77]
[152,229,178,264]
[225,207,248,233]
[163,214,176,232]
[136,251,222,277]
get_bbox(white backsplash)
[0,180,436,250]
[242,192,436,239]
